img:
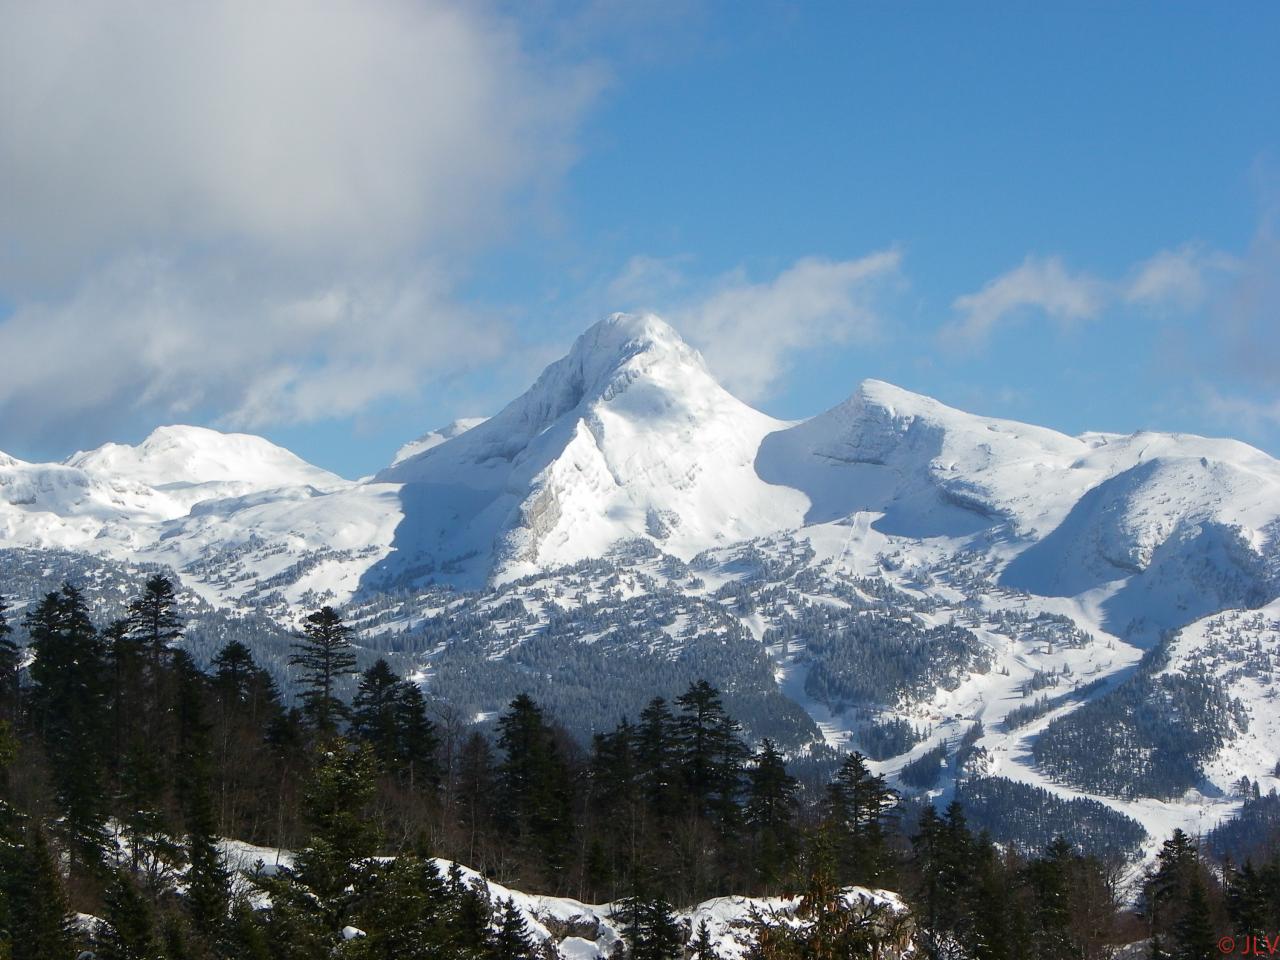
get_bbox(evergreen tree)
[1226,860,1270,941]
[1171,874,1216,960]
[636,698,680,820]
[0,595,18,718]
[25,584,110,874]
[495,694,572,878]
[744,739,799,889]
[674,680,748,827]
[446,862,493,957]
[825,752,896,885]
[351,658,440,791]
[211,640,267,705]
[174,653,231,945]
[1144,829,1206,949]
[255,741,381,956]
[294,740,381,923]
[395,681,441,792]
[127,574,183,674]
[352,658,403,769]
[619,888,683,960]
[1023,837,1073,960]
[488,898,538,960]
[454,731,496,870]
[289,606,357,734]
[690,919,720,960]
[750,826,907,960]
[2,824,77,960]
[96,869,161,960]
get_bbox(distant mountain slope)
[2,312,1277,618]
[66,424,344,490]
[390,417,488,466]
[2,313,1279,850]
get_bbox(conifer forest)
[0,577,1276,959]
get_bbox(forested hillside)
[3,576,1277,958]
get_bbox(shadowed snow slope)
[391,417,489,467]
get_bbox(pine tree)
[825,752,896,885]
[446,863,493,956]
[690,919,720,960]
[674,680,748,827]
[127,574,183,674]
[454,731,496,870]
[174,652,231,945]
[1172,874,1215,960]
[293,739,381,926]
[488,898,538,960]
[350,658,439,791]
[25,584,110,874]
[96,869,161,960]
[619,887,683,960]
[744,739,799,889]
[351,658,402,769]
[1145,829,1204,948]
[1023,836,1074,960]
[289,607,357,735]
[636,698,680,820]
[495,694,572,877]
[0,595,19,718]
[395,681,440,792]
[1226,860,1269,940]
[3,824,77,960]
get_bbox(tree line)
[0,578,1271,958]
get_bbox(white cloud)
[1203,387,1280,432]
[0,256,509,437]
[946,256,1107,344]
[1125,245,1238,311]
[606,252,902,402]
[0,0,600,445]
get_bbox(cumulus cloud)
[608,252,902,401]
[0,256,509,439]
[0,0,600,446]
[945,256,1107,345]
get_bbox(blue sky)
[0,1,1277,477]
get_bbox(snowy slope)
[757,378,1097,538]
[391,417,488,466]
[375,314,809,584]
[215,841,913,960]
[4,313,1276,613]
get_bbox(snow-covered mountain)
[5,312,1275,611]
[3,312,1279,852]
[375,314,808,583]
[67,424,344,492]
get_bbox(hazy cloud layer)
[606,252,903,402]
[947,246,1239,345]
[0,0,599,445]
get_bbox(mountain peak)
[66,425,343,489]
[560,312,707,389]
[380,313,713,482]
